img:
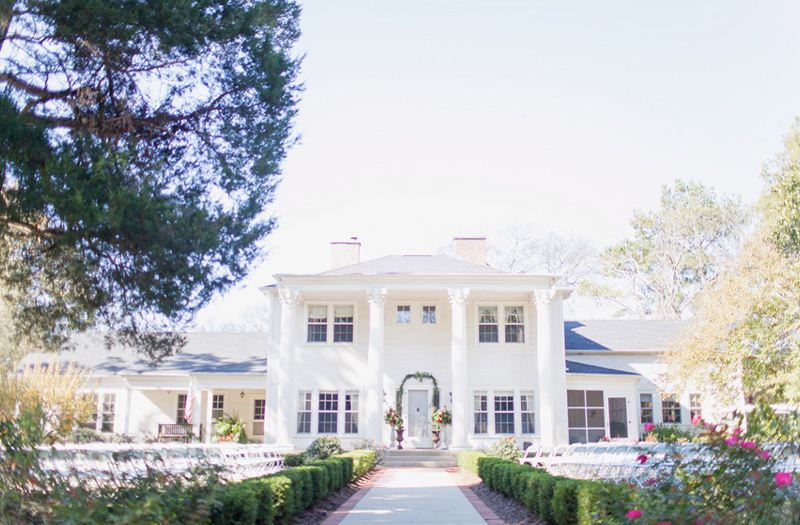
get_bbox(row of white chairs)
[32,443,285,485]
[519,441,799,487]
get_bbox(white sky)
[194,1,800,327]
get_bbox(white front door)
[407,389,431,448]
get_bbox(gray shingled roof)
[565,360,638,376]
[564,320,689,351]
[318,255,509,276]
[22,332,268,375]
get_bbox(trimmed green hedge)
[209,449,376,525]
[458,451,595,525]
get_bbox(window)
[318,391,338,433]
[333,306,354,342]
[474,392,488,434]
[345,391,359,434]
[662,394,681,423]
[297,391,311,434]
[689,394,702,421]
[307,305,328,342]
[396,305,410,324]
[568,390,606,444]
[640,393,654,424]
[100,394,116,433]
[521,391,535,434]
[478,306,499,343]
[423,305,436,324]
[253,399,266,436]
[80,394,99,429]
[212,394,225,419]
[494,392,515,434]
[504,307,525,343]
[177,394,189,425]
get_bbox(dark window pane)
[567,390,585,407]
[568,408,586,427]
[474,413,488,434]
[479,325,499,343]
[569,429,587,444]
[297,413,311,434]
[495,413,515,434]
[587,408,605,428]
[505,325,524,343]
[588,429,606,443]
[586,391,604,407]
[345,413,358,434]
[318,413,337,434]
[522,413,535,434]
[308,324,327,342]
[333,324,353,342]
[608,398,628,438]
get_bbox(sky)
[194,1,800,328]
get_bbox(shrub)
[241,478,276,525]
[336,449,374,481]
[296,464,329,503]
[524,471,546,515]
[283,453,306,467]
[67,428,105,443]
[305,436,344,461]
[552,478,583,525]
[643,422,692,443]
[352,437,386,465]
[260,476,294,525]
[209,482,258,525]
[477,457,500,490]
[538,473,561,524]
[457,450,488,476]
[576,481,633,525]
[487,436,523,462]
[282,468,312,510]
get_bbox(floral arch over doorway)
[395,371,440,421]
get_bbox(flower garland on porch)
[394,371,440,424]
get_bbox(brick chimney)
[453,237,486,266]
[331,238,361,269]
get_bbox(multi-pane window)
[640,393,654,424]
[177,394,189,425]
[474,392,488,434]
[318,392,339,433]
[689,394,702,420]
[568,390,606,444]
[80,394,100,429]
[253,399,266,436]
[307,305,328,342]
[521,391,535,434]
[212,394,225,419]
[345,391,359,434]
[396,305,411,324]
[297,391,312,434]
[333,306,354,342]
[478,306,499,343]
[662,394,682,423]
[100,394,116,433]
[423,305,436,324]
[494,392,515,434]
[504,307,525,343]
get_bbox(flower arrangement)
[432,406,452,430]
[384,406,403,429]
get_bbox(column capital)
[447,288,470,307]
[366,288,387,307]
[533,289,555,308]
[278,289,301,307]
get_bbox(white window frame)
[295,388,364,438]
[297,390,312,434]
[253,398,266,436]
[304,303,358,345]
[344,390,359,434]
[469,387,537,438]
[212,394,225,420]
[422,305,437,324]
[395,304,411,324]
[689,393,702,420]
[474,303,528,345]
[661,393,682,424]
[639,392,654,424]
[520,391,535,434]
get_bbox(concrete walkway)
[321,468,503,525]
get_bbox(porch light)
[239,390,245,398]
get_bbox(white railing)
[31,443,285,485]
[519,442,799,488]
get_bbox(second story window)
[423,305,436,324]
[478,306,499,343]
[307,304,356,344]
[396,305,411,324]
[308,306,328,342]
[504,307,525,343]
[333,306,354,342]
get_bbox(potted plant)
[431,406,452,449]
[213,413,247,443]
[384,407,404,449]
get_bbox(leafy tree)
[664,121,800,404]
[596,180,746,319]
[0,0,301,361]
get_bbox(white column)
[535,289,568,446]
[448,288,470,449]
[276,289,301,447]
[190,378,202,442]
[205,389,214,443]
[550,293,569,444]
[366,289,387,444]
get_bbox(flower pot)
[396,427,405,450]
[432,430,441,449]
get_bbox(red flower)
[626,509,642,519]
[775,472,793,487]
[644,423,655,432]
[637,454,648,464]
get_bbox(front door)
[407,389,431,448]
[608,396,629,439]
